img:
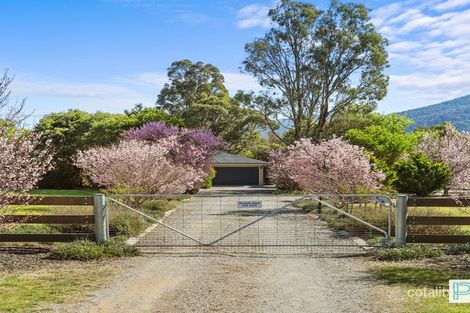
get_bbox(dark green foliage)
[321,104,378,139]
[34,107,179,188]
[374,245,443,261]
[156,60,269,151]
[157,59,229,115]
[346,114,421,165]
[50,239,140,260]
[401,94,470,131]
[393,153,452,196]
[446,243,470,255]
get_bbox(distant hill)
[400,95,470,131]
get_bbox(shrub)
[374,245,443,261]
[109,212,147,237]
[392,153,452,196]
[202,168,216,189]
[50,239,140,260]
[446,243,470,255]
[141,199,177,218]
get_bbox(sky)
[1,0,469,124]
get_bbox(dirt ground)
[60,253,402,313]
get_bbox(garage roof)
[211,152,268,165]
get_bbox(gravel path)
[69,253,388,313]
[64,192,393,313]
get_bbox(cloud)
[222,72,262,92]
[388,41,422,52]
[9,75,153,119]
[370,0,470,111]
[12,79,135,98]
[370,3,403,27]
[236,3,272,29]
[104,0,207,25]
[434,0,470,11]
[131,72,168,87]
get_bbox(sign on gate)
[237,201,262,209]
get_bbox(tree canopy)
[156,60,269,151]
[34,107,178,188]
[243,0,389,141]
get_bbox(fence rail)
[407,235,470,244]
[396,195,470,245]
[0,195,108,243]
[407,197,470,207]
[2,215,94,224]
[407,216,470,225]
[0,233,95,242]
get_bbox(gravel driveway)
[66,190,392,313]
[68,254,392,313]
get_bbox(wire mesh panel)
[108,193,391,255]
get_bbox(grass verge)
[0,261,121,312]
[27,189,97,196]
[51,239,140,261]
[372,265,470,313]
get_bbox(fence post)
[93,193,109,242]
[395,194,408,246]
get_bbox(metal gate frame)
[108,193,393,249]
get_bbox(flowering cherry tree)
[0,130,54,207]
[123,122,225,172]
[269,137,384,193]
[75,139,205,194]
[0,71,53,208]
[267,149,299,191]
[418,124,470,192]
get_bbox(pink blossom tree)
[0,71,54,208]
[269,137,384,193]
[74,138,205,194]
[123,122,225,174]
[267,149,299,191]
[0,130,54,208]
[418,124,470,193]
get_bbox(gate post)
[93,193,109,242]
[395,194,408,246]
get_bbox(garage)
[211,152,267,186]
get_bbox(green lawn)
[0,263,119,312]
[373,265,470,313]
[27,189,97,196]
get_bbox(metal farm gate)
[108,193,392,255]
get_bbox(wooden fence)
[0,195,107,242]
[405,197,470,244]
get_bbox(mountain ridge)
[399,94,470,131]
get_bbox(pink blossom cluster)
[123,122,225,172]
[269,137,384,193]
[76,122,225,194]
[0,129,53,207]
[267,149,299,191]
[418,124,470,190]
[75,139,205,194]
